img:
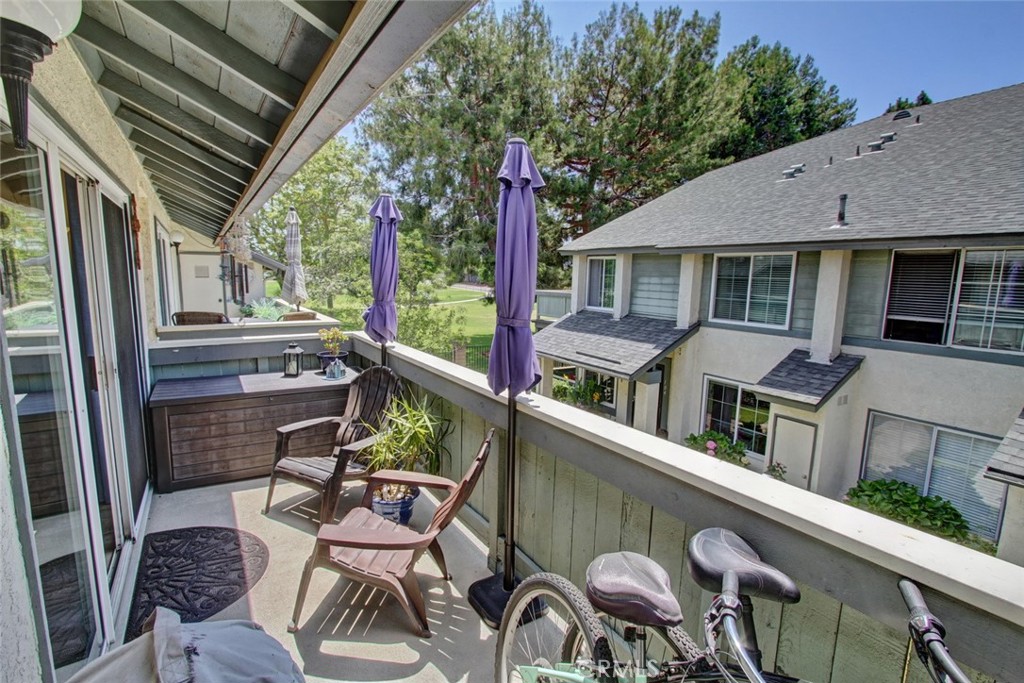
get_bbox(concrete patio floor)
[136,478,498,682]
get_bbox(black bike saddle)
[586,551,684,628]
[686,528,800,604]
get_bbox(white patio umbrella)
[280,207,307,310]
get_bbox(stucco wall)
[31,40,174,343]
[0,415,43,681]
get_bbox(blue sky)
[495,1,1024,122]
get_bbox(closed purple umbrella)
[363,194,402,365]
[469,138,544,627]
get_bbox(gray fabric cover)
[67,608,303,683]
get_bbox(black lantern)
[283,342,304,377]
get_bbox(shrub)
[845,479,970,542]
[765,462,787,481]
[243,297,285,320]
[685,430,750,467]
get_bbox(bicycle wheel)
[495,573,614,683]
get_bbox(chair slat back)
[426,429,494,536]
[336,366,402,445]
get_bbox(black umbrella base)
[469,573,519,629]
[469,573,549,630]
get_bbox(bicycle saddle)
[586,551,684,628]
[686,528,800,604]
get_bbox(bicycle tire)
[495,573,614,683]
[577,614,708,681]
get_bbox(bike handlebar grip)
[898,578,932,622]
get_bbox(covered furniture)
[264,365,402,523]
[171,311,229,325]
[66,607,303,683]
[289,429,494,637]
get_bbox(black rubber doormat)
[125,526,269,641]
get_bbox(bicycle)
[898,579,971,683]
[495,526,802,682]
[495,527,972,683]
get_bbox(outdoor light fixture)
[1,0,82,149]
[169,231,185,247]
[283,342,304,377]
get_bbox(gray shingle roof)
[563,84,1024,254]
[986,407,1024,488]
[533,311,697,379]
[753,349,864,409]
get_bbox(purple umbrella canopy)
[487,138,544,397]
[363,194,402,346]
[280,207,307,308]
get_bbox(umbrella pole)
[467,391,520,627]
[380,343,388,368]
[502,391,517,590]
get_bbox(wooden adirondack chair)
[288,429,495,637]
[263,365,402,524]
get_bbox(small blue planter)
[371,487,420,525]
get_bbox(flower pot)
[317,351,348,372]
[371,487,420,525]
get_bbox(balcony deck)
[137,477,496,682]
[116,335,1024,683]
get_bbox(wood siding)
[630,254,680,320]
[844,250,890,339]
[792,252,820,334]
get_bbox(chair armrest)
[339,433,378,456]
[359,470,457,507]
[277,416,344,435]
[316,523,434,550]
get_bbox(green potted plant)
[366,394,453,524]
[317,327,348,372]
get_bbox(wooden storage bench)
[149,371,354,492]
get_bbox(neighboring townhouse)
[534,84,1024,546]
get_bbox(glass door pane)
[1,127,102,674]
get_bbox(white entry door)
[770,416,816,490]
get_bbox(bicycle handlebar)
[897,579,972,683]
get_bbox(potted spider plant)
[316,327,348,372]
[366,394,453,525]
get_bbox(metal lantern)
[283,342,304,377]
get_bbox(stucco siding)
[32,42,174,343]
[843,250,889,340]
[1,414,43,681]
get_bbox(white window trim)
[701,375,771,458]
[709,252,796,329]
[585,256,616,312]
[882,247,1024,355]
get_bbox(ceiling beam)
[129,131,246,196]
[163,207,215,235]
[157,191,230,225]
[149,172,235,215]
[141,157,240,207]
[279,0,351,41]
[116,107,252,185]
[160,196,221,228]
[121,0,304,110]
[99,71,263,169]
[72,17,279,146]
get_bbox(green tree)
[359,0,560,285]
[249,137,377,306]
[885,90,933,113]
[552,4,735,236]
[716,37,856,160]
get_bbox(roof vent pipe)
[828,156,833,166]
[915,114,921,124]
[837,194,848,226]
[855,145,860,157]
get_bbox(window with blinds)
[951,249,1024,352]
[587,257,615,309]
[862,412,1006,539]
[712,254,794,327]
[883,251,957,344]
